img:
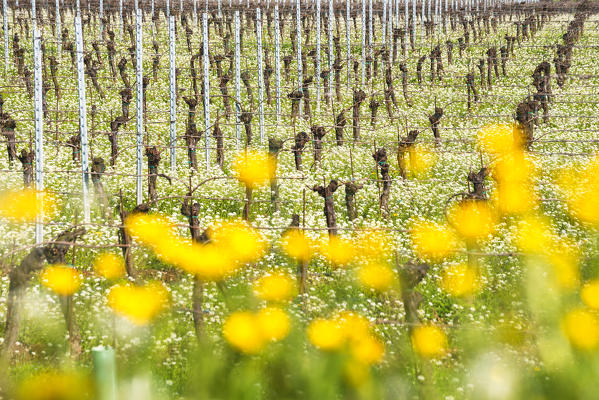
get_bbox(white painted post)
[361,0,366,86]
[274,4,281,126]
[99,0,104,38]
[193,0,197,26]
[75,15,90,223]
[368,0,372,77]
[202,13,210,169]
[55,0,60,54]
[328,0,333,73]
[315,0,321,113]
[169,16,176,173]
[234,10,241,147]
[3,0,8,74]
[256,8,264,143]
[296,0,302,117]
[135,8,143,205]
[33,28,44,244]
[412,0,416,47]
[346,0,350,88]
[382,0,387,46]
[119,0,123,36]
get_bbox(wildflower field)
[1,0,599,399]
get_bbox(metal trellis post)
[256,7,265,143]
[33,28,44,244]
[274,4,281,126]
[202,12,210,169]
[135,8,143,205]
[75,15,90,224]
[316,0,321,113]
[169,16,176,174]
[234,10,241,147]
[296,0,303,117]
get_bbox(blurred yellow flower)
[492,181,537,215]
[354,230,392,262]
[232,150,277,188]
[0,188,57,223]
[210,220,266,264]
[281,230,315,262]
[93,253,125,280]
[256,306,291,341]
[491,150,536,184]
[547,240,580,291]
[406,143,437,178]
[343,360,371,388]
[477,123,524,155]
[307,318,345,350]
[441,263,480,297]
[40,265,82,296]
[125,213,175,246]
[557,155,599,226]
[320,235,356,266]
[562,308,599,350]
[357,263,395,292]
[581,281,599,310]
[253,272,296,302]
[223,311,266,354]
[411,324,448,358]
[107,282,169,325]
[350,334,385,365]
[448,200,497,243]
[335,311,371,342]
[17,370,92,400]
[411,220,458,262]
[515,215,554,254]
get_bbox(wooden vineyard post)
[202,12,210,170]
[135,7,144,205]
[169,15,177,174]
[256,7,265,143]
[33,27,44,244]
[75,14,91,223]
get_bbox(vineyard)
[1,0,599,398]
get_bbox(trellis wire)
[202,12,210,169]
[256,7,264,143]
[135,7,144,205]
[75,14,90,224]
[169,15,176,174]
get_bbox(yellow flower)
[307,318,345,350]
[441,263,480,297]
[406,143,437,178]
[0,188,57,223]
[411,220,458,262]
[491,150,536,184]
[448,200,497,243]
[477,123,524,155]
[357,263,395,292]
[411,325,448,358]
[17,370,92,400]
[557,155,599,226]
[354,230,393,262]
[107,282,169,325]
[335,311,371,342]
[562,308,599,350]
[253,272,296,302]
[350,334,385,365]
[281,230,315,262]
[125,213,175,246]
[320,235,356,266]
[223,311,266,354]
[256,306,291,341]
[232,150,277,188]
[492,181,537,215]
[40,265,82,296]
[547,240,580,290]
[93,253,125,280]
[581,281,599,310]
[343,360,371,388]
[515,215,554,254]
[210,220,266,264]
